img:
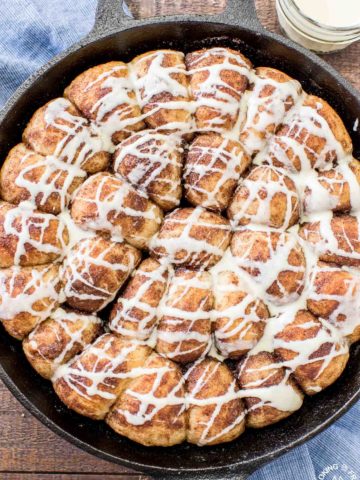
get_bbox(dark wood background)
[1,1,359,478]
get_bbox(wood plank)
[0,476,147,480]
[0,380,136,474]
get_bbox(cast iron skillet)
[0,1,359,478]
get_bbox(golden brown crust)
[156,269,213,364]
[114,130,183,211]
[53,333,152,420]
[266,95,352,172]
[70,172,163,249]
[231,230,306,305]
[109,258,168,340]
[150,207,231,269]
[307,262,360,344]
[106,353,186,447]
[63,237,141,312]
[186,47,251,131]
[131,50,190,131]
[186,358,245,445]
[23,98,110,173]
[0,143,85,214]
[64,61,144,144]
[274,310,349,395]
[0,264,61,340]
[0,202,68,267]
[23,308,102,379]
[299,214,360,267]
[213,271,269,358]
[184,133,250,212]
[228,166,300,229]
[237,352,304,428]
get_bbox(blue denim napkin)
[0,1,359,479]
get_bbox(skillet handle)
[92,0,263,35]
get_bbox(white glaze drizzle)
[150,207,230,269]
[27,307,100,371]
[62,237,138,311]
[0,264,60,321]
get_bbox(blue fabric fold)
[0,2,358,479]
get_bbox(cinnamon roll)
[0,201,68,267]
[184,133,250,212]
[263,95,352,173]
[186,358,245,445]
[0,143,86,214]
[23,307,101,379]
[237,351,304,428]
[64,61,144,144]
[23,98,110,173]
[307,262,360,344]
[0,264,61,340]
[53,333,151,420]
[228,165,300,229]
[113,130,183,211]
[156,269,213,363]
[62,237,141,312]
[240,67,302,155]
[109,258,169,340]
[299,214,360,267]
[303,159,360,214]
[273,309,349,395]
[130,50,191,132]
[71,172,163,249]
[150,207,231,269]
[186,47,251,131]
[106,353,186,447]
[231,230,306,305]
[213,270,269,358]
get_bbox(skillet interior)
[0,20,359,478]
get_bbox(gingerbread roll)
[113,130,184,211]
[23,307,102,380]
[231,230,306,305]
[71,172,163,249]
[274,309,349,395]
[53,333,152,420]
[0,264,61,340]
[150,207,231,269]
[186,358,245,445]
[307,262,360,344]
[23,98,110,173]
[237,351,304,428]
[130,50,191,132]
[62,237,141,312]
[0,143,86,214]
[228,165,300,230]
[186,47,251,131]
[106,353,186,447]
[156,269,213,364]
[299,214,360,267]
[0,202,68,267]
[263,95,352,173]
[184,133,250,212]
[303,159,360,214]
[109,258,169,340]
[65,61,144,145]
[240,67,302,155]
[213,270,269,358]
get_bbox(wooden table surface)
[1,1,359,479]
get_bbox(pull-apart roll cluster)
[0,45,358,448]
